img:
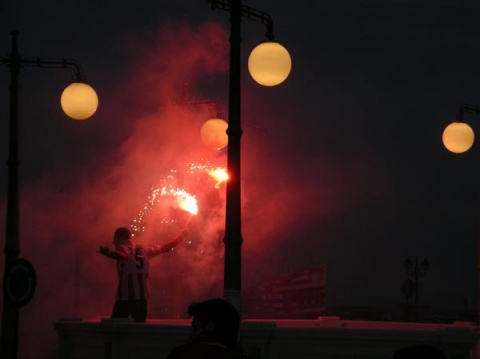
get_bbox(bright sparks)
[161,187,198,215]
[131,162,226,237]
[187,162,228,189]
[208,168,229,189]
[131,169,198,237]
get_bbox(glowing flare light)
[131,181,198,237]
[208,168,229,189]
[131,162,226,237]
[187,162,228,189]
[161,187,198,215]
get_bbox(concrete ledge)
[54,318,479,359]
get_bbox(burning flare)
[131,176,198,237]
[131,162,226,237]
[208,168,229,189]
[161,187,198,215]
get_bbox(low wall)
[54,317,479,359]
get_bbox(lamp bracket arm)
[208,0,275,40]
[180,83,222,117]
[0,56,11,66]
[20,57,86,82]
[458,103,480,122]
[241,6,274,40]
[187,100,222,118]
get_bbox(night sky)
[2,0,480,358]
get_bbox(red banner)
[260,265,326,317]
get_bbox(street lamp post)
[0,30,98,359]
[403,257,430,322]
[442,103,480,154]
[442,103,480,326]
[180,86,229,151]
[207,0,291,313]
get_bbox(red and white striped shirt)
[115,245,153,300]
[104,233,185,300]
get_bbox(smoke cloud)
[0,19,387,359]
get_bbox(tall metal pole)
[208,0,278,315]
[0,31,92,359]
[404,256,429,322]
[414,257,420,322]
[1,30,21,359]
[477,198,480,325]
[443,104,480,331]
[223,0,243,313]
[476,200,480,359]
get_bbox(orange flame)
[208,168,229,189]
[131,162,225,236]
[161,187,198,215]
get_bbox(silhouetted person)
[393,344,447,359]
[165,298,246,359]
[98,227,188,323]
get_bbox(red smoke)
[0,18,389,359]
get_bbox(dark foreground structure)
[54,317,478,359]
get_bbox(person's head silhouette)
[188,298,240,349]
[393,344,447,359]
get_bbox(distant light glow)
[200,118,228,150]
[442,122,474,153]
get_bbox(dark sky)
[2,0,480,358]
